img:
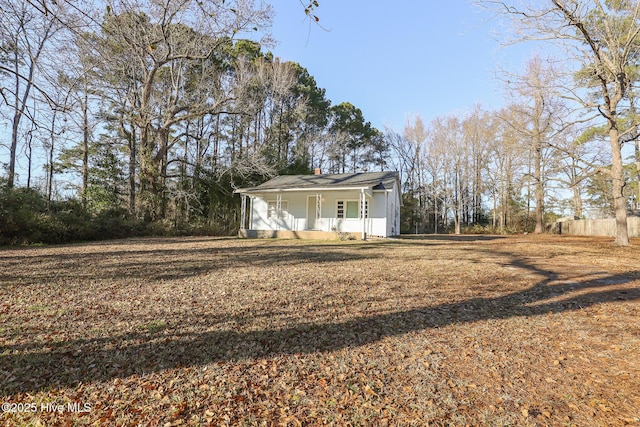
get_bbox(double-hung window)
[267,200,288,219]
[336,200,368,219]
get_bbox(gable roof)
[236,171,400,193]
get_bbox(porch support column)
[249,196,254,230]
[360,188,366,240]
[240,193,247,231]
[276,193,282,231]
[315,193,321,225]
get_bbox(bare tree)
[485,106,528,231]
[403,115,429,232]
[502,56,565,232]
[554,125,609,218]
[489,0,640,245]
[430,116,467,234]
[423,117,449,234]
[0,0,63,188]
[462,104,492,226]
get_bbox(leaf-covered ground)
[1,235,639,426]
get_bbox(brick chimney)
[314,167,321,175]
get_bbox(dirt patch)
[1,235,639,426]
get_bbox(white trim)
[240,194,247,230]
[360,189,366,240]
[249,197,254,229]
[236,186,372,194]
[315,193,322,221]
[385,191,389,236]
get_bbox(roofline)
[235,171,401,195]
[236,186,387,194]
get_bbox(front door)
[307,196,316,230]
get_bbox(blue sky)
[268,1,531,131]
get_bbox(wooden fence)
[551,217,640,237]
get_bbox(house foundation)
[238,229,364,240]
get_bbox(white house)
[235,171,402,239]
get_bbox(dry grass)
[1,234,639,426]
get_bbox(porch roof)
[235,171,399,194]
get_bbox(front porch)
[238,189,371,239]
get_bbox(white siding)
[369,192,388,237]
[250,198,269,230]
[248,185,400,237]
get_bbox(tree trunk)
[455,167,461,234]
[610,127,629,246]
[26,122,34,189]
[128,126,137,216]
[573,182,583,218]
[47,111,56,204]
[9,107,21,189]
[139,124,157,221]
[81,90,90,207]
[158,127,170,219]
[434,194,438,234]
[635,139,640,210]
[492,188,497,229]
[534,141,544,233]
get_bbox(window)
[337,200,368,219]
[360,200,369,219]
[336,201,345,218]
[346,201,359,218]
[267,200,288,219]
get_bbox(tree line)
[1,0,640,245]
[0,0,387,244]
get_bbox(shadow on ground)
[2,240,638,395]
[398,234,508,242]
[0,238,373,285]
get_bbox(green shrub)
[0,185,48,245]
[0,183,233,246]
